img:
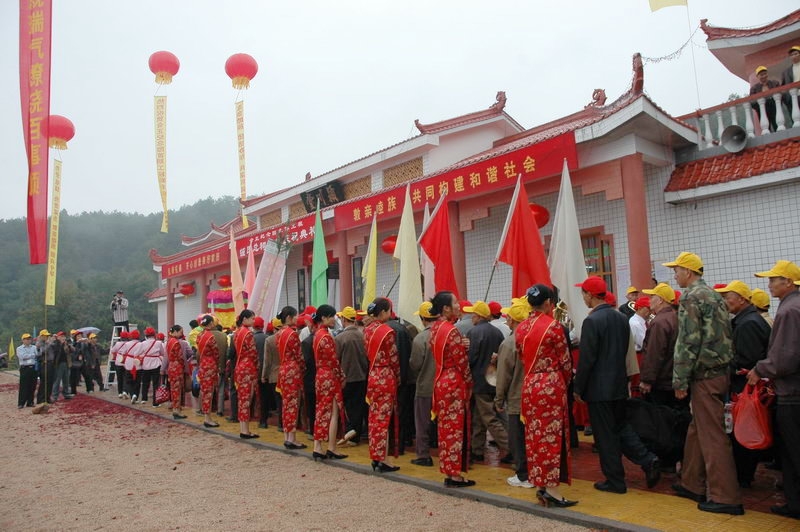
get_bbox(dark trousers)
[70,365,93,393]
[229,384,238,420]
[588,399,655,490]
[413,395,433,459]
[115,364,126,394]
[126,368,141,397]
[777,403,800,513]
[140,369,160,403]
[343,380,367,439]
[508,413,528,481]
[107,359,116,384]
[37,361,54,403]
[398,383,416,450]
[19,366,37,407]
[258,381,270,425]
[304,377,316,433]
[91,363,105,390]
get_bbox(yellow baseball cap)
[337,306,358,321]
[756,65,768,74]
[462,301,491,319]
[714,280,752,300]
[662,252,704,274]
[754,260,800,282]
[89,333,97,339]
[790,45,800,54]
[626,286,639,295]
[39,329,50,336]
[21,333,32,340]
[642,283,676,304]
[750,288,770,310]
[501,300,531,323]
[413,302,437,319]
[271,317,282,328]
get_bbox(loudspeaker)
[720,125,747,153]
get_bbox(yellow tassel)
[155,72,174,85]
[48,139,67,150]
[232,76,251,90]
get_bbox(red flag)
[495,176,552,295]
[418,194,459,298]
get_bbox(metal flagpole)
[483,263,498,301]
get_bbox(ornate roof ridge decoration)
[150,221,260,265]
[700,9,800,41]
[240,185,292,208]
[414,91,511,134]
[180,217,250,246]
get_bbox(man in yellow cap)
[17,333,38,408]
[409,302,439,466]
[747,260,800,519]
[619,286,639,318]
[750,288,773,327]
[494,298,533,488]
[663,252,742,515]
[750,65,780,132]
[35,329,52,404]
[781,45,800,118]
[714,280,771,489]
[335,306,368,445]
[260,317,283,428]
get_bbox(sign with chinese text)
[236,100,249,228]
[45,159,61,305]
[300,180,344,212]
[155,95,168,232]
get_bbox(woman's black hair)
[200,314,214,327]
[367,297,392,317]
[169,324,183,333]
[312,304,337,323]
[526,284,555,308]
[188,319,198,328]
[429,291,454,317]
[236,309,256,327]
[277,306,298,324]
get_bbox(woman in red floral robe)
[167,325,187,419]
[196,315,220,428]
[516,284,576,507]
[429,291,474,488]
[312,305,347,460]
[234,309,259,439]
[363,297,400,472]
[276,306,306,449]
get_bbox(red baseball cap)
[120,331,130,339]
[575,276,607,297]
[296,315,307,328]
[157,332,165,340]
[130,330,140,339]
[144,327,156,336]
[604,292,617,306]
[253,316,265,328]
[302,306,316,315]
[634,296,651,310]
[488,301,503,317]
[266,322,274,333]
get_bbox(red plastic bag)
[733,381,775,450]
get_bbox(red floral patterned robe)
[234,326,258,422]
[197,330,219,415]
[516,311,572,488]
[166,337,184,408]
[430,319,472,477]
[277,327,305,433]
[364,320,400,461]
[313,326,345,441]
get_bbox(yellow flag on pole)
[649,0,687,11]
[8,338,15,360]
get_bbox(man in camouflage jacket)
[665,252,743,516]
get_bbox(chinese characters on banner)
[20,0,53,264]
[334,132,578,231]
[45,159,62,305]
[235,100,249,228]
[154,95,168,232]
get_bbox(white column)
[773,93,786,131]
[702,114,713,148]
[743,103,755,137]
[790,88,800,128]
[757,98,770,135]
[715,110,725,141]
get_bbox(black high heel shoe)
[240,433,260,439]
[536,489,578,508]
[326,450,348,460]
[371,460,400,473]
[313,451,328,462]
[203,421,220,428]
[172,413,187,419]
[284,441,307,450]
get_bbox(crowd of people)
[13,254,799,519]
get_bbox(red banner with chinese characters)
[20,0,53,264]
[334,132,577,231]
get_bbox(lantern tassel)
[155,72,174,85]
[48,139,67,150]
[231,76,251,90]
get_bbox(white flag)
[393,184,423,329]
[548,159,589,341]
[249,239,288,319]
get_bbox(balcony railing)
[678,81,800,150]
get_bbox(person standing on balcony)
[750,66,780,132]
[781,45,800,120]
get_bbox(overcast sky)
[1,1,795,221]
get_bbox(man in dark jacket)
[252,317,269,428]
[749,260,800,519]
[574,276,659,494]
[335,307,368,444]
[386,306,415,453]
[640,283,682,406]
[465,300,508,461]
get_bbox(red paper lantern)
[381,235,397,255]
[48,115,75,150]
[149,51,180,84]
[179,283,195,296]
[528,203,550,228]
[225,53,258,89]
[217,275,232,288]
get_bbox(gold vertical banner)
[235,100,249,228]
[155,95,168,232]
[45,159,62,306]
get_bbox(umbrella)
[77,326,100,335]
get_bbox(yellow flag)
[8,338,15,360]
[649,0,687,11]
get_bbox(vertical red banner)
[19,0,53,264]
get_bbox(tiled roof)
[414,91,523,133]
[145,287,168,300]
[700,10,800,41]
[665,138,800,192]
[180,216,251,246]
[240,185,291,208]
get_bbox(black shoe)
[312,451,328,462]
[671,483,705,503]
[215,411,224,417]
[644,458,661,488]
[537,489,578,508]
[203,421,220,428]
[444,477,476,488]
[770,505,800,519]
[698,500,744,516]
[411,457,434,467]
[593,480,627,494]
[240,433,260,439]
[172,413,188,419]
[500,453,514,464]
[371,460,399,473]
[326,450,348,459]
[283,441,307,450]
[226,417,237,423]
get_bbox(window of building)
[352,257,363,309]
[544,226,616,294]
[297,269,306,311]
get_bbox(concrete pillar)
[165,277,175,327]
[335,232,353,307]
[621,153,652,290]
[448,201,468,299]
